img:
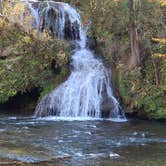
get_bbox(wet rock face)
[101,97,125,118]
[40,7,57,37]
[28,1,81,40]
[101,98,114,117]
[64,15,80,40]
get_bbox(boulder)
[101,97,114,117]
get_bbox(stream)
[0,114,166,166]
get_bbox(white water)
[25,1,126,121]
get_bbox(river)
[0,114,166,166]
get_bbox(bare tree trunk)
[129,0,140,68]
[0,0,3,15]
[152,58,159,86]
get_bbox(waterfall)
[25,0,127,121]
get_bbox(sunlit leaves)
[0,2,70,103]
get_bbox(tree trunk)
[0,0,3,15]
[129,0,140,68]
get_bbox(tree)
[128,0,140,68]
[0,0,3,15]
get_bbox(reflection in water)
[0,115,166,165]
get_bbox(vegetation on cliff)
[0,1,70,103]
[67,0,166,119]
[0,0,165,119]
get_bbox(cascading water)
[25,0,126,121]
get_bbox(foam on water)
[109,118,128,122]
[37,116,102,122]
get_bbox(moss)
[39,66,69,99]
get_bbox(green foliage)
[71,0,166,119]
[0,19,70,103]
[45,0,166,119]
[116,56,166,119]
[0,0,165,119]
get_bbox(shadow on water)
[0,114,166,166]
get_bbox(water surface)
[0,115,166,166]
